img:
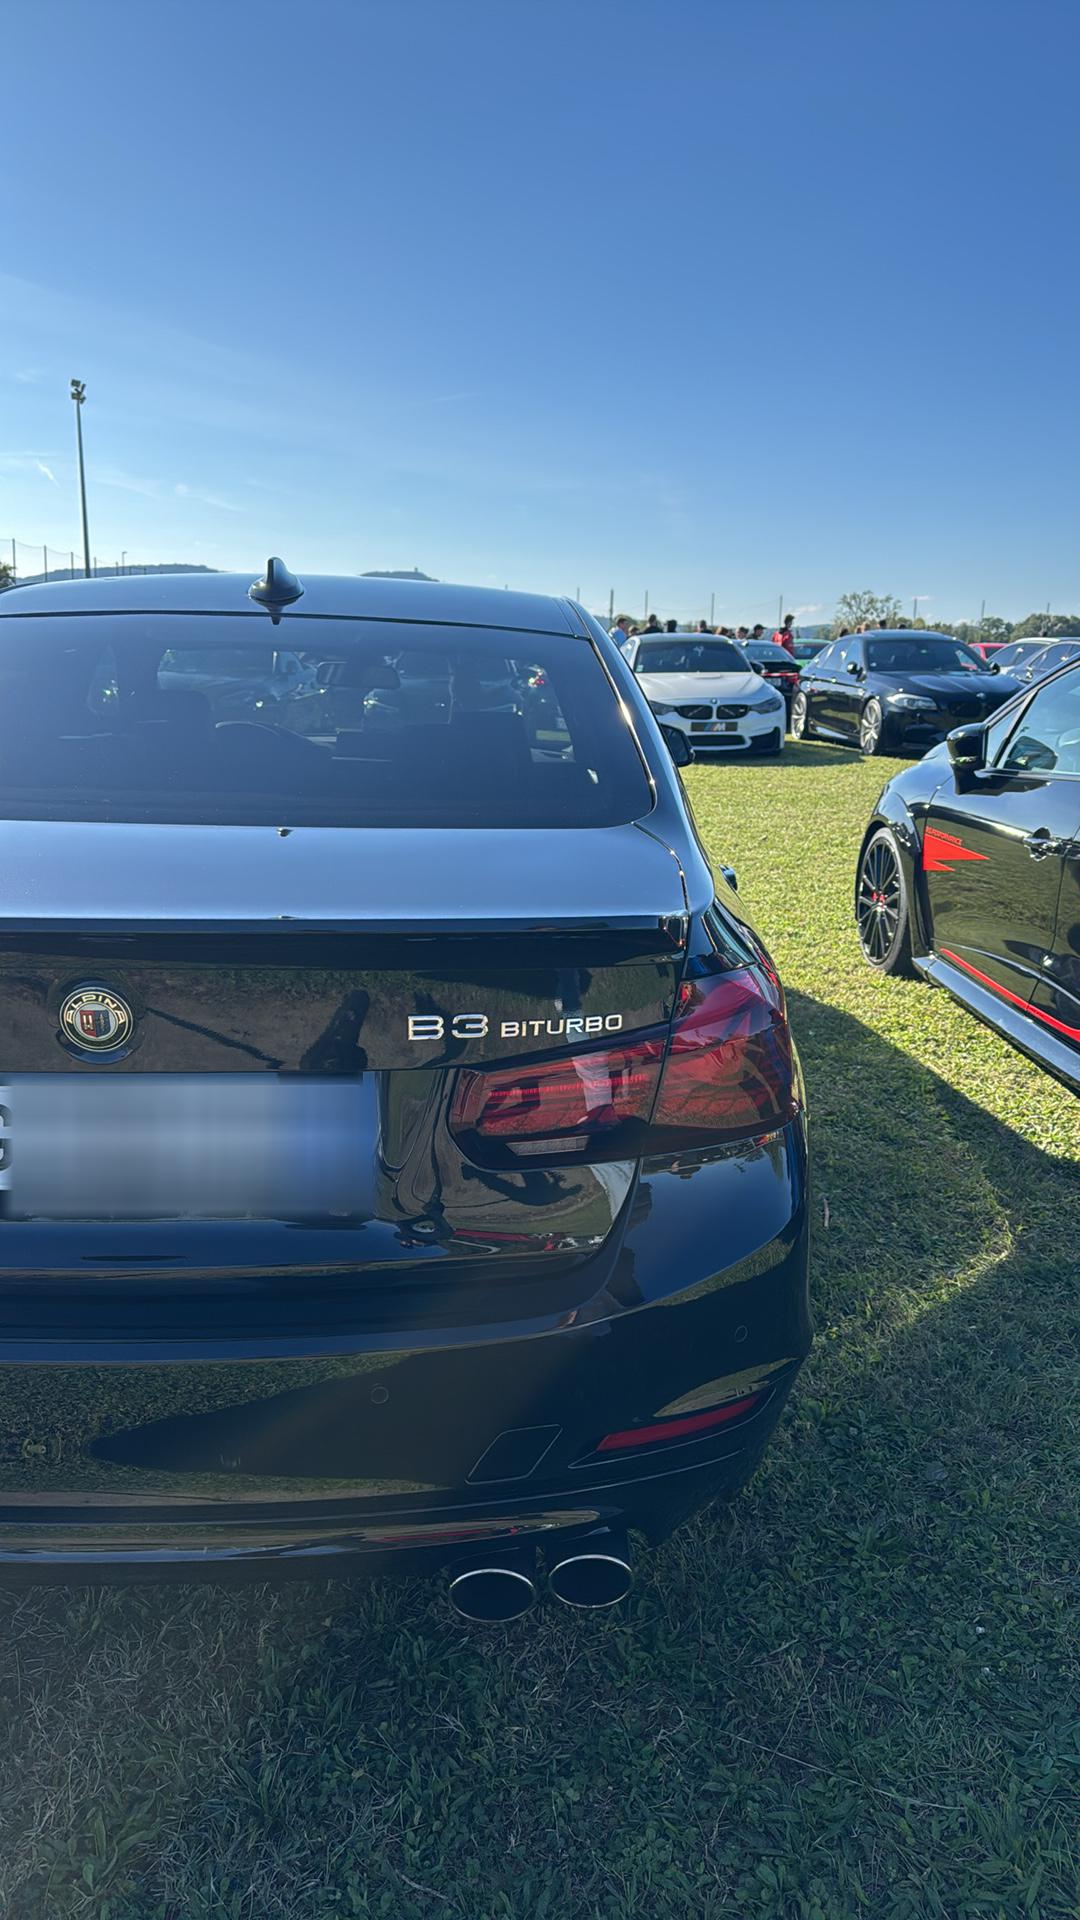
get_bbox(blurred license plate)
[0,1075,376,1221]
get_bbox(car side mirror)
[845,660,863,677]
[750,661,763,675]
[946,723,986,776]
[660,724,693,768]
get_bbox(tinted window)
[0,615,652,828]
[1033,641,1080,675]
[810,644,837,672]
[746,644,797,666]
[865,637,983,673]
[1015,646,1054,680]
[997,668,1080,776]
[992,642,1041,671]
[635,640,745,674]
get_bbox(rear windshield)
[0,615,653,827]
[635,639,745,674]
[747,645,797,666]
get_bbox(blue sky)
[2,0,1078,623]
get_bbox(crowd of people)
[608,611,902,652]
[608,611,799,654]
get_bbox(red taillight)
[449,966,797,1156]
[451,1039,663,1142]
[651,969,796,1137]
[595,1389,766,1453]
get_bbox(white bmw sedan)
[620,633,786,756]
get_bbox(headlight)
[648,701,677,716]
[887,693,937,711]
[756,695,784,712]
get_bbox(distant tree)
[1010,611,1080,639]
[0,560,12,591]
[830,590,902,637]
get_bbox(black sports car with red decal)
[856,656,1080,1092]
[0,565,810,1616]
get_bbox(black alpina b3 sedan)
[792,629,1020,756]
[857,655,1080,1094]
[0,565,810,1617]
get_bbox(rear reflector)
[449,967,796,1155]
[595,1389,766,1453]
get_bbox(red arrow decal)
[922,826,989,873]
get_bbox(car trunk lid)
[0,821,686,1278]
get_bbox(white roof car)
[622,632,786,756]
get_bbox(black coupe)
[792,630,1020,756]
[856,656,1080,1093]
[0,565,810,1615]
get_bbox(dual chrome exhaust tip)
[448,1532,633,1623]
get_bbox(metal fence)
[1,538,156,586]
[2,538,795,628]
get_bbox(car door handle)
[1023,830,1064,859]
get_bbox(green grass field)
[2,744,1078,1919]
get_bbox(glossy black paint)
[798,630,1020,755]
[857,663,1080,1092]
[0,575,810,1583]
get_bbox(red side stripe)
[939,948,1080,1043]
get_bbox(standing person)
[736,625,750,642]
[643,613,663,636]
[610,612,633,647]
[695,619,712,633]
[751,623,767,642]
[664,618,678,633]
[772,613,796,655]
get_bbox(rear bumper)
[0,1409,796,1586]
[0,1123,811,1584]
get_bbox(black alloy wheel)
[856,828,915,975]
[859,698,886,756]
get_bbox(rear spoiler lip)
[0,913,687,938]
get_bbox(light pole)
[70,380,91,579]
[121,551,127,575]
